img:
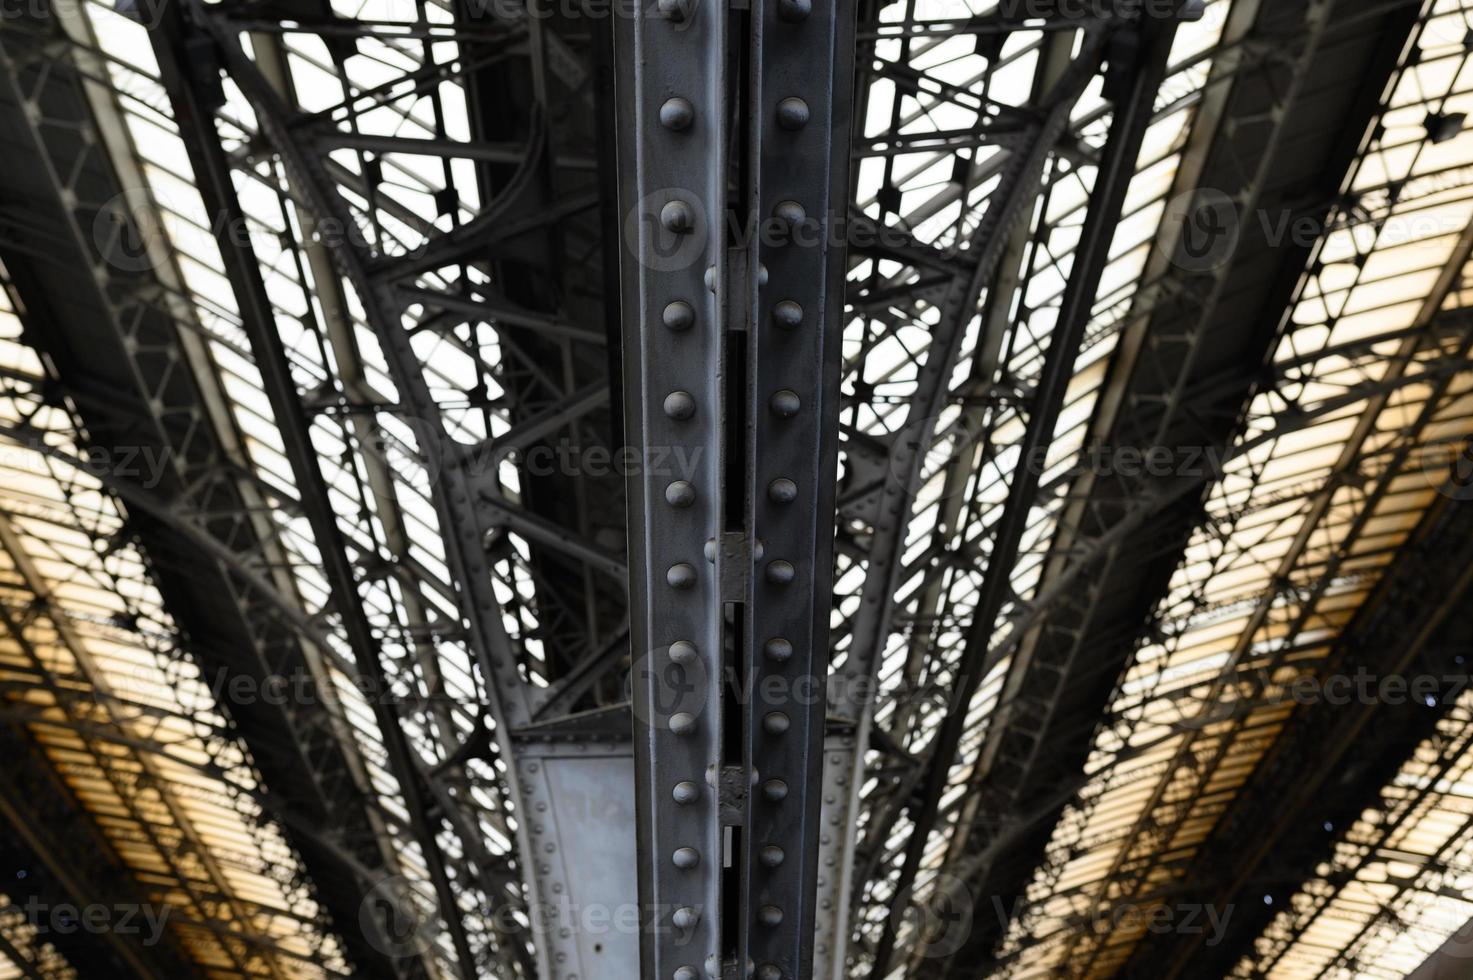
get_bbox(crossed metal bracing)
[8,0,1473,977]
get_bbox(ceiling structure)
[2,0,1473,977]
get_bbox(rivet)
[661,200,696,233]
[777,0,810,19]
[704,537,717,563]
[673,906,700,929]
[674,969,698,980]
[773,300,803,329]
[668,563,697,589]
[673,781,699,804]
[661,97,695,131]
[670,711,697,735]
[666,480,696,508]
[762,779,788,802]
[657,0,688,20]
[774,199,806,229]
[758,965,781,980]
[665,390,697,420]
[664,300,695,331]
[768,478,798,503]
[673,847,700,869]
[777,96,810,130]
[766,560,795,586]
[670,640,698,664]
[759,844,785,868]
[770,390,801,417]
[758,905,783,927]
[764,638,793,663]
[763,711,790,735]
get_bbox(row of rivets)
[747,3,823,976]
[650,6,712,977]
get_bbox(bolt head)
[762,779,788,802]
[759,844,785,868]
[661,200,695,233]
[774,199,806,229]
[664,300,695,331]
[670,711,697,735]
[668,563,697,589]
[673,781,699,804]
[664,390,697,420]
[768,478,798,503]
[666,480,696,508]
[661,97,695,131]
[670,640,698,664]
[673,906,700,929]
[763,711,791,735]
[766,560,796,586]
[758,905,784,927]
[777,96,810,130]
[764,637,794,663]
[770,389,801,417]
[672,846,700,869]
[772,300,803,329]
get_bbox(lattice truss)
[983,3,1473,978]
[830,1,1227,972]
[5,0,1473,977]
[0,274,345,974]
[0,0,609,974]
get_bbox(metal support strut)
[613,0,856,977]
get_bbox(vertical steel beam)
[742,2,856,977]
[613,2,729,977]
[615,1,855,976]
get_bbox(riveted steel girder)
[612,1,856,976]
